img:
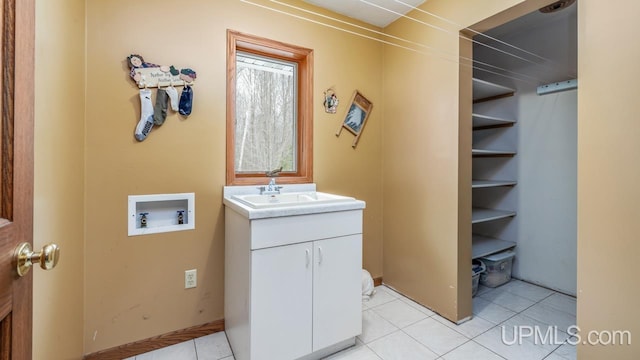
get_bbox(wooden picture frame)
[336,90,373,148]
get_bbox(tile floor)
[128,280,576,360]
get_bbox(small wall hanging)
[324,88,339,114]
[126,54,197,142]
[335,90,373,148]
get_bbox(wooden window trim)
[226,30,313,186]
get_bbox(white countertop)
[223,184,366,219]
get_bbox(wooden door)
[0,0,35,359]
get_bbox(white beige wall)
[577,1,640,358]
[381,0,535,322]
[83,0,383,354]
[31,0,640,358]
[33,0,85,358]
[384,0,640,356]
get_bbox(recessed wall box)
[128,193,195,236]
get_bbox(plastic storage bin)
[480,250,515,288]
[472,259,486,297]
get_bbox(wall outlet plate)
[185,269,197,289]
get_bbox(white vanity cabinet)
[224,206,363,360]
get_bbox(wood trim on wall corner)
[373,277,383,287]
[83,319,225,360]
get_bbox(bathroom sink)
[231,191,355,209]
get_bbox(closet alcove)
[466,1,577,302]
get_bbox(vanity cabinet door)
[312,235,363,351]
[251,242,313,360]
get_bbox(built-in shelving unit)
[472,180,517,188]
[472,149,516,157]
[473,113,516,129]
[471,78,517,262]
[473,78,515,103]
[472,235,516,259]
[472,208,516,224]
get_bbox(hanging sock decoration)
[153,88,169,125]
[134,89,155,141]
[125,54,197,141]
[179,85,193,116]
[165,86,180,112]
[126,54,196,88]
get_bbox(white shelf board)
[473,78,515,101]
[472,113,516,128]
[472,207,516,224]
[472,179,517,188]
[472,149,516,156]
[472,234,516,259]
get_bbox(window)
[226,30,313,185]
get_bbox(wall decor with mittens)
[126,54,196,142]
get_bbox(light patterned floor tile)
[551,340,576,359]
[480,288,536,313]
[441,340,505,360]
[403,317,468,355]
[543,354,566,360]
[368,330,438,360]
[136,340,197,360]
[194,332,233,360]
[325,339,382,360]
[434,314,496,338]
[364,287,398,308]
[477,284,496,297]
[473,297,517,324]
[474,326,554,360]
[500,280,555,302]
[499,314,568,352]
[398,296,435,316]
[521,303,576,333]
[358,309,399,343]
[539,293,576,316]
[371,299,428,329]
[379,285,403,298]
[140,283,572,360]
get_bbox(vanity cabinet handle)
[306,249,310,268]
[318,247,323,265]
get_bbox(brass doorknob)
[14,242,60,277]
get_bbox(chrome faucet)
[258,167,283,195]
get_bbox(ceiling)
[302,0,427,28]
[473,1,577,84]
[480,1,576,40]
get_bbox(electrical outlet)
[185,269,197,289]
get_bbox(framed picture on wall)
[336,90,373,148]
